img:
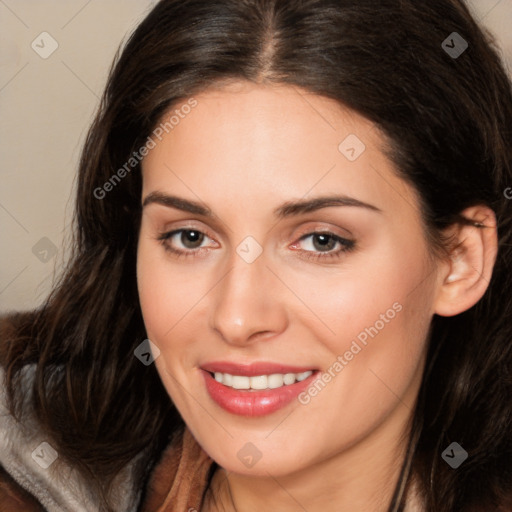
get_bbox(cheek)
[136,241,197,404]
[280,235,433,355]
[287,239,434,416]
[136,235,180,342]
[289,285,433,464]
[136,234,213,361]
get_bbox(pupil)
[183,230,203,248]
[314,234,334,251]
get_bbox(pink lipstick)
[201,361,319,417]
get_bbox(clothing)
[0,363,144,511]
[140,427,214,512]
[0,363,215,511]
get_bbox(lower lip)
[201,369,319,417]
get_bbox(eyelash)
[155,229,356,262]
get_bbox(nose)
[210,248,288,347]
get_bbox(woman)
[1,0,511,510]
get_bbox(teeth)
[223,373,233,386]
[212,370,313,390]
[283,373,296,385]
[268,374,284,388]
[232,375,250,389]
[250,375,268,389]
[296,371,312,382]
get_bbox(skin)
[136,80,497,511]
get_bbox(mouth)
[200,362,320,416]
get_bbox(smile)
[200,364,319,417]
[211,371,313,390]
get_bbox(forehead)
[141,81,419,219]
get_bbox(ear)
[434,205,498,317]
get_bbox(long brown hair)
[2,1,511,510]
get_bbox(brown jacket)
[140,427,214,512]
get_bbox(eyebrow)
[142,192,382,218]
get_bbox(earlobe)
[434,206,498,317]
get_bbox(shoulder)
[0,362,144,511]
[0,312,152,511]
[0,362,50,510]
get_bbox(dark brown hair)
[1,0,511,510]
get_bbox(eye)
[156,228,216,258]
[155,228,356,262]
[292,232,356,261]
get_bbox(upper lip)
[201,361,318,376]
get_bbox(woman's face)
[137,80,442,478]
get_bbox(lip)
[200,363,319,417]
[201,361,317,376]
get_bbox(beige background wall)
[1,0,511,312]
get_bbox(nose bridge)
[210,245,285,345]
